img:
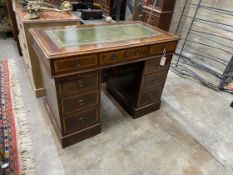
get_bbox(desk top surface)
[31,22,179,59]
[45,23,161,48]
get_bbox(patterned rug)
[0,60,34,175]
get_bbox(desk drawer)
[53,54,98,74]
[149,42,176,56]
[58,73,99,96]
[139,85,163,106]
[61,91,98,115]
[144,56,172,74]
[63,107,99,134]
[100,46,148,65]
[142,71,167,89]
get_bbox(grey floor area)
[0,38,233,175]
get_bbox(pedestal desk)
[30,22,179,147]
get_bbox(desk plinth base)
[106,84,161,118]
[44,98,101,148]
[35,88,45,97]
[61,124,101,148]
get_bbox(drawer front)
[100,46,148,65]
[61,91,98,115]
[53,54,98,74]
[144,56,172,74]
[63,107,99,134]
[58,73,99,96]
[139,86,163,106]
[149,42,177,56]
[142,71,167,89]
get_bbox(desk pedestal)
[106,62,165,118]
[41,57,171,147]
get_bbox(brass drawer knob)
[147,93,153,99]
[134,51,140,56]
[77,80,84,87]
[78,99,84,106]
[75,60,81,67]
[163,49,167,56]
[79,116,85,123]
[151,78,157,83]
[111,53,117,60]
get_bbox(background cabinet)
[142,0,176,31]
[94,0,126,20]
[145,0,176,11]
[13,0,80,97]
[94,0,176,31]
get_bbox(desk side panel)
[41,65,62,131]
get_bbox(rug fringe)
[9,61,35,175]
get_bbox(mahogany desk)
[30,22,179,147]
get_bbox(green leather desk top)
[45,23,161,48]
[30,22,179,59]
